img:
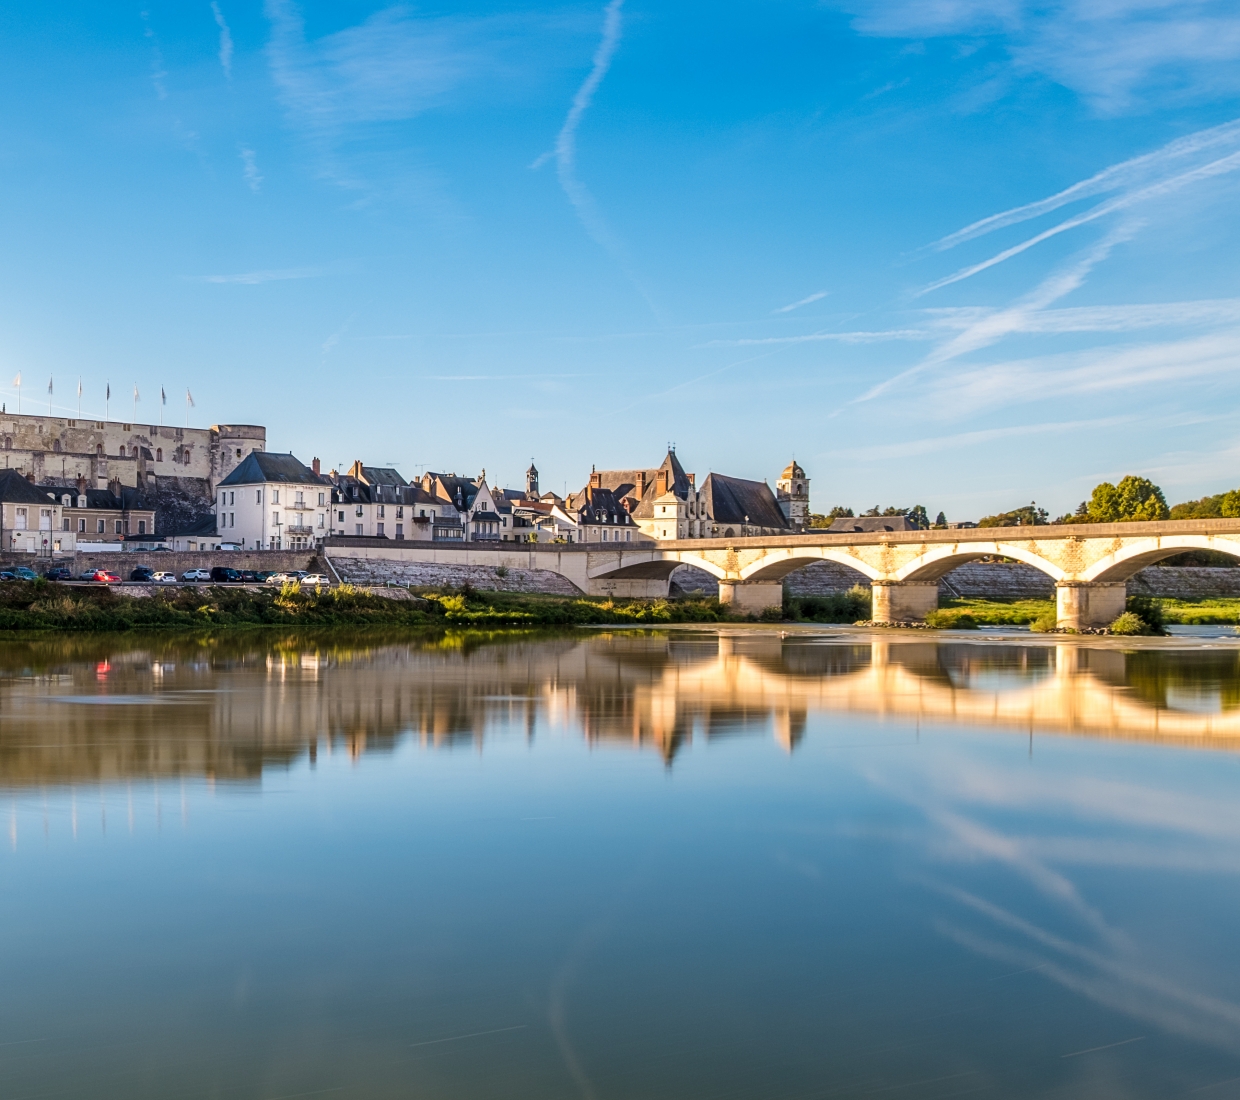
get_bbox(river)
[2,626,1240,1098]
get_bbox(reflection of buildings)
[2,632,1239,788]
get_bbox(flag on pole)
[77,377,82,417]
[133,384,139,403]
[106,382,110,401]
[13,372,20,414]
[47,376,53,415]
[186,388,195,407]
[161,387,166,405]
[12,372,20,388]
[47,376,53,395]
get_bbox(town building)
[40,479,155,551]
[0,469,66,555]
[330,462,443,541]
[776,461,810,531]
[577,450,799,541]
[0,412,264,494]
[215,452,331,550]
[827,515,920,533]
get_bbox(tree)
[1086,476,1169,522]
[1170,488,1240,519]
[934,511,947,527]
[808,505,853,528]
[977,502,1048,528]
[907,505,930,529]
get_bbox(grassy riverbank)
[0,580,733,632]
[938,595,1240,627]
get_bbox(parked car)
[12,567,39,581]
[239,570,260,583]
[181,569,211,582]
[302,574,330,588]
[254,571,275,583]
[210,567,242,583]
[265,572,296,585]
[81,569,119,583]
[130,566,155,582]
[152,571,178,584]
[45,567,73,582]
[0,571,16,582]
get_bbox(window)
[96,444,102,456]
[78,519,85,533]
[396,506,403,518]
[62,518,69,531]
[355,523,364,536]
[229,492,234,506]
[156,448,162,462]
[295,492,304,506]
[52,440,60,452]
[229,513,235,527]
[479,501,487,510]
[378,505,385,518]
[235,448,241,457]
[317,514,325,528]
[3,437,9,450]
[318,492,325,506]
[602,529,608,541]
[97,519,105,533]
[337,511,344,522]
[115,520,123,534]
[376,522,385,536]
[138,520,146,534]
[395,523,403,539]
[272,490,279,504]
[272,512,280,526]
[118,446,125,457]
[625,530,631,541]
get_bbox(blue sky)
[1,1,1239,519]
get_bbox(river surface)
[3,626,1240,1099]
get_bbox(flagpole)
[105,382,110,422]
[77,378,81,419]
[47,377,52,417]
[14,374,20,415]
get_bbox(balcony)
[285,525,314,536]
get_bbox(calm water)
[4,627,1240,1099]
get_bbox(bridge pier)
[585,578,671,599]
[718,581,784,614]
[871,581,937,623]
[1056,581,1126,630]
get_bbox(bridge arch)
[738,547,882,583]
[893,541,1066,584]
[1082,534,1240,582]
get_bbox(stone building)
[0,412,265,495]
[776,460,810,531]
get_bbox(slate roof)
[700,474,789,530]
[630,452,695,519]
[165,515,219,538]
[40,484,150,511]
[353,463,407,488]
[575,487,632,525]
[218,451,324,487]
[827,515,918,533]
[425,473,478,511]
[0,470,58,505]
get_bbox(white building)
[215,452,330,550]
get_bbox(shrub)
[1108,611,1151,635]
[925,609,979,629]
[1124,595,1167,635]
[1029,609,1059,633]
[792,585,871,623]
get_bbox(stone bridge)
[324,517,1240,628]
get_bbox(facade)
[578,450,795,542]
[0,470,65,555]
[570,486,641,544]
[216,452,330,550]
[0,413,264,493]
[42,480,155,550]
[775,460,810,531]
[330,463,443,542]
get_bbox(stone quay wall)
[328,555,583,596]
[0,549,317,576]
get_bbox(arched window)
[118,445,126,457]
[52,440,61,453]
[96,444,102,456]
[3,437,10,451]
[156,448,162,462]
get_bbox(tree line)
[808,475,1238,529]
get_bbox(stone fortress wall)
[0,412,265,493]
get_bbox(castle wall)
[0,414,263,494]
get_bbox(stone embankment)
[328,556,583,595]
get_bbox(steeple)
[526,459,539,498]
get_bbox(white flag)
[12,372,20,388]
[77,378,82,397]
[133,384,140,403]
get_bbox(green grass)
[938,597,1055,625]
[1155,597,1240,625]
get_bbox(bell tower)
[526,459,539,499]
[776,460,810,531]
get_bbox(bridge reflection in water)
[2,630,1239,788]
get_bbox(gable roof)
[701,473,789,529]
[0,470,58,505]
[827,515,918,533]
[348,461,407,488]
[575,486,632,525]
[218,451,323,487]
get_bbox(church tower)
[526,459,539,499]
[776,460,810,531]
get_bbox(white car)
[181,569,210,582]
[152,571,178,584]
[302,574,330,588]
[265,572,294,585]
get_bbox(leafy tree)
[934,511,947,527]
[808,505,853,528]
[977,502,1048,528]
[859,504,929,527]
[907,505,930,529]
[1170,488,1240,519]
[1086,476,1169,522]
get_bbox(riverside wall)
[0,550,318,576]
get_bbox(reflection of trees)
[2,630,1240,788]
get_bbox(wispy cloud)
[188,266,327,284]
[140,12,168,99]
[239,146,263,193]
[322,311,356,355]
[773,290,830,314]
[833,416,1132,461]
[534,0,624,253]
[706,328,930,348]
[837,1,1240,114]
[211,2,234,80]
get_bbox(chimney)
[635,470,646,495]
[656,470,668,495]
[688,472,695,489]
[76,475,86,494]
[589,465,601,490]
[312,457,320,476]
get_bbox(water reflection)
[3,629,1240,788]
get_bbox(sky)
[0,2,1239,520]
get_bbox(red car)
[80,569,120,584]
